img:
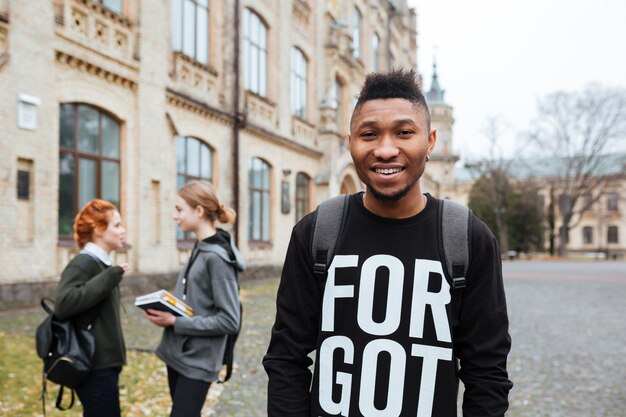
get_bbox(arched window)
[248,157,271,243]
[58,103,121,237]
[295,172,310,222]
[171,0,209,65]
[176,136,213,187]
[291,47,308,118]
[176,136,214,240]
[243,8,268,97]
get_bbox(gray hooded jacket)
[156,230,245,382]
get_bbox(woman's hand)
[118,263,130,273]
[144,309,176,327]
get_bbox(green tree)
[507,181,545,254]
[468,169,510,252]
[468,172,545,255]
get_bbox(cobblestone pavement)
[2,260,625,416]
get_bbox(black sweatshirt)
[263,193,512,417]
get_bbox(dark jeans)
[167,366,212,417]
[75,367,121,417]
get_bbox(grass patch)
[0,332,173,417]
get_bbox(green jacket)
[54,253,126,370]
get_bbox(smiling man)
[264,69,513,417]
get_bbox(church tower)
[426,61,458,188]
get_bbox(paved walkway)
[2,260,624,416]
[214,261,626,417]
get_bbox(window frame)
[607,192,618,211]
[291,47,308,118]
[58,103,121,240]
[582,226,593,245]
[243,8,268,97]
[176,136,214,242]
[352,7,362,59]
[248,157,272,244]
[607,225,619,244]
[171,0,210,65]
[372,32,380,71]
[295,172,310,223]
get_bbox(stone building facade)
[0,0,427,306]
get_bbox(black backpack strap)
[439,199,472,327]
[311,195,350,277]
[55,385,75,410]
[217,301,242,384]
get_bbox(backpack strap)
[438,199,472,327]
[55,385,75,411]
[311,195,350,277]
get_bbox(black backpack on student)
[310,194,472,327]
[35,297,97,415]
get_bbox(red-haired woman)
[54,199,129,417]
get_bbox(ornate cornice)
[55,50,137,91]
[243,123,323,159]
[166,88,235,127]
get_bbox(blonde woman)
[145,180,244,417]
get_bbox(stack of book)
[135,290,195,317]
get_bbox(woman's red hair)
[73,199,117,249]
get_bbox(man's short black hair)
[351,68,430,129]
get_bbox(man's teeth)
[375,168,402,175]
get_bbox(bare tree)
[528,84,626,257]
[465,117,515,253]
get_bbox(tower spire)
[426,58,445,104]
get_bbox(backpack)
[35,297,97,415]
[310,194,472,327]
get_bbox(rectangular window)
[78,158,97,208]
[291,48,307,117]
[58,152,76,235]
[352,7,361,59]
[172,0,209,65]
[102,161,120,208]
[582,226,593,244]
[244,9,268,97]
[17,170,30,200]
[248,157,271,242]
[607,226,618,244]
[77,105,99,155]
[372,33,380,71]
[607,192,618,211]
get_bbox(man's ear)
[428,129,437,153]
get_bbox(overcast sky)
[407,0,626,160]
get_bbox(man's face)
[348,98,435,202]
